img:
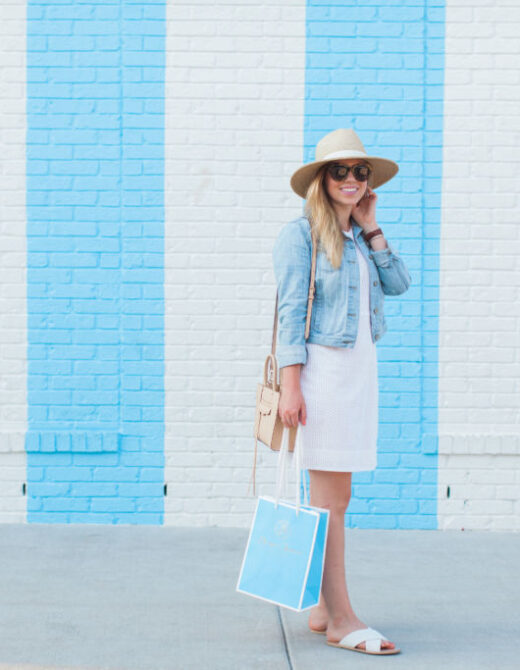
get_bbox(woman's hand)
[352,185,378,230]
[279,384,307,428]
[279,364,307,428]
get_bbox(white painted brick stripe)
[164,0,306,527]
[0,0,27,521]
[439,0,520,531]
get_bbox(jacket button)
[350,285,357,290]
[375,334,380,341]
[373,307,378,314]
[373,280,378,286]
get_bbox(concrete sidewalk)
[0,524,518,670]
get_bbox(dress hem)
[301,460,377,472]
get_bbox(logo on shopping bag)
[274,520,289,536]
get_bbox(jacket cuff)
[369,240,398,268]
[276,344,307,370]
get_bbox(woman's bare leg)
[307,470,395,651]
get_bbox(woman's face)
[323,158,370,208]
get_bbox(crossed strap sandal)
[326,626,401,655]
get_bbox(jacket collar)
[304,214,364,240]
[350,216,364,239]
[345,215,365,240]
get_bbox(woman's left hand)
[352,185,378,231]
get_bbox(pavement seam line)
[276,606,294,670]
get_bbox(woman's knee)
[320,499,350,516]
[309,471,351,512]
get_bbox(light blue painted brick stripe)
[304,0,444,529]
[26,0,166,524]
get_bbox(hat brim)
[290,156,399,199]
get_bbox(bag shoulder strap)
[249,227,318,497]
[271,225,318,356]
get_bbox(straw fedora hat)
[290,128,399,199]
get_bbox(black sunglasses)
[326,163,371,182]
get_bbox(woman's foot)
[326,616,396,652]
[308,605,329,633]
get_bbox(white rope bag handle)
[274,425,309,514]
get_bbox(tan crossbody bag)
[248,226,318,495]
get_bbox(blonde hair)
[303,161,373,269]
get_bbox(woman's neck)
[333,206,354,232]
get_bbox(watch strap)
[362,227,384,244]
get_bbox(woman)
[272,128,411,656]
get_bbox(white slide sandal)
[327,626,401,655]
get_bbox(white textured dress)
[299,227,379,471]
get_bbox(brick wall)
[164,0,306,526]
[438,0,520,530]
[0,1,27,523]
[23,0,166,524]
[0,0,518,529]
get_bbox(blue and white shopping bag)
[236,426,330,611]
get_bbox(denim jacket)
[272,215,412,369]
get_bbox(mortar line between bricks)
[276,606,294,670]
